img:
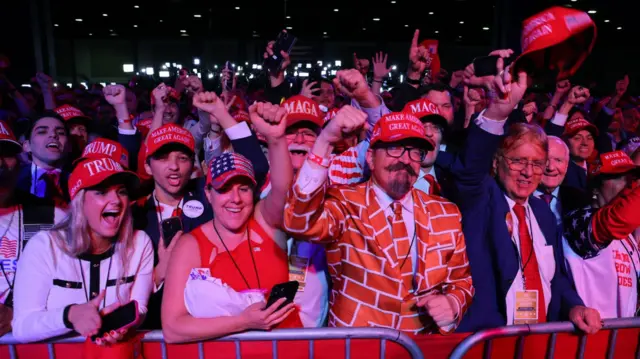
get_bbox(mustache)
[385,162,417,176]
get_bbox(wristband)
[63,304,74,329]
[372,78,383,84]
[307,152,331,168]
[118,118,132,124]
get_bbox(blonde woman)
[12,156,154,347]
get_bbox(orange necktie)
[387,202,415,292]
[423,173,441,196]
[513,204,546,323]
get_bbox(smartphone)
[223,61,233,91]
[161,217,182,247]
[264,31,297,73]
[265,281,299,310]
[473,55,500,77]
[91,301,139,341]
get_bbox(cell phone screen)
[91,301,138,341]
[265,281,299,310]
[161,217,182,247]
[473,55,500,77]
[265,32,297,73]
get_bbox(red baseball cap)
[513,6,596,80]
[282,95,324,130]
[622,137,640,158]
[68,157,139,200]
[74,138,130,168]
[54,104,91,126]
[370,112,434,150]
[150,86,181,106]
[589,151,640,178]
[562,118,598,138]
[232,110,250,124]
[206,152,256,191]
[402,98,448,128]
[145,124,196,160]
[0,120,22,154]
[322,107,339,128]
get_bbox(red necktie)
[423,174,441,196]
[43,171,63,202]
[513,204,546,323]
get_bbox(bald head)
[541,136,570,192]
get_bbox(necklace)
[212,221,261,290]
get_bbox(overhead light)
[404,24,409,27]
[159,20,163,23]
[604,19,610,23]
[331,70,337,76]
[181,34,189,37]
[286,16,291,19]
[459,35,462,38]
[245,62,249,65]
[373,18,380,21]
[317,61,323,66]
[176,64,182,69]
[362,27,366,30]
[134,5,139,8]
[334,8,339,12]
[193,58,200,65]
[428,12,434,15]
[75,18,83,22]
[306,63,312,68]
[321,70,327,76]
[327,64,331,68]
[588,10,596,14]
[180,29,186,33]
[133,25,138,28]
[21,84,31,88]
[435,30,439,34]
[89,33,93,36]
[207,73,214,79]
[110,33,117,36]
[146,67,154,75]
[323,31,327,35]
[159,70,170,78]
[571,0,577,1]
[286,26,293,30]
[617,26,622,30]
[483,27,490,30]
[299,72,309,78]
[99,82,106,87]
[392,65,397,70]
[67,83,73,87]
[54,24,59,27]
[141,68,147,74]
[232,63,236,67]
[102,13,108,17]
[459,21,464,24]
[235,6,240,10]
[194,14,201,18]
[109,29,113,32]
[335,60,342,66]
[391,0,396,3]
[123,64,134,73]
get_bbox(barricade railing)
[449,317,640,359]
[0,327,425,359]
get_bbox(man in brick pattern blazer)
[284,108,473,334]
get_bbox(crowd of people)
[0,5,639,357]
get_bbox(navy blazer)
[563,161,588,192]
[444,122,584,332]
[16,163,70,202]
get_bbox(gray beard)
[387,178,412,200]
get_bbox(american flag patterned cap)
[206,152,256,190]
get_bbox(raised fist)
[248,102,287,142]
[152,83,169,108]
[35,73,53,89]
[103,85,126,105]
[192,91,229,122]
[320,105,367,145]
[182,76,202,95]
[332,69,369,101]
[567,86,590,105]
[555,79,571,95]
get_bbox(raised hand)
[103,85,126,105]
[263,32,291,75]
[555,79,571,96]
[333,69,370,101]
[372,52,392,82]
[183,76,202,95]
[35,73,53,90]
[616,75,629,97]
[248,102,288,143]
[192,91,230,121]
[353,53,370,76]
[567,86,591,105]
[449,70,465,89]
[319,105,367,145]
[409,30,431,74]
[463,86,481,108]
[152,83,169,109]
[464,49,515,92]
[299,79,320,99]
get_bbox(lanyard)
[78,254,113,309]
[154,194,184,223]
[212,221,261,290]
[0,206,22,292]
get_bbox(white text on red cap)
[83,141,117,157]
[284,100,318,117]
[83,157,124,176]
[409,101,440,115]
[0,123,9,136]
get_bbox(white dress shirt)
[414,166,438,195]
[503,196,556,325]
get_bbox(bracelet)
[118,118,132,124]
[372,78,384,84]
[307,152,331,168]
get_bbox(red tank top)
[191,218,302,328]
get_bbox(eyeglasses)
[423,123,443,134]
[285,129,317,142]
[382,146,426,162]
[502,155,547,174]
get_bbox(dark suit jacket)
[442,122,584,332]
[16,164,70,203]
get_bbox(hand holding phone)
[473,55,500,77]
[263,31,297,74]
[265,281,299,310]
[161,217,183,248]
[91,301,139,342]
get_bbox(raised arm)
[149,83,169,133]
[35,73,57,111]
[103,85,140,170]
[250,103,292,228]
[283,106,367,242]
[371,52,392,95]
[544,86,590,137]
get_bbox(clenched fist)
[35,72,53,89]
[319,105,367,145]
[103,85,126,105]
[248,102,287,143]
[333,69,370,102]
[417,294,459,329]
[152,83,169,109]
[567,86,590,105]
[192,91,229,123]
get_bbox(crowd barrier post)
[0,327,425,359]
[449,317,640,359]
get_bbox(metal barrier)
[0,327,425,359]
[449,317,640,359]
